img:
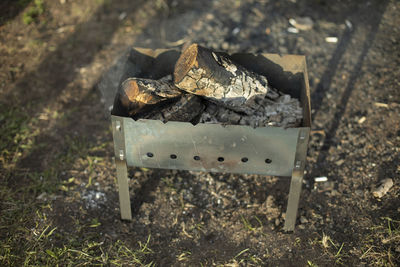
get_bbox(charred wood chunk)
[113,78,182,117]
[144,94,204,123]
[173,43,280,114]
[262,95,303,128]
[200,94,303,128]
[200,103,242,125]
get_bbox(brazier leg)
[116,159,132,220]
[283,128,309,232]
[283,172,303,232]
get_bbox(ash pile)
[112,43,303,128]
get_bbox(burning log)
[173,44,280,114]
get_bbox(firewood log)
[173,43,280,114]
[113,77,182,117]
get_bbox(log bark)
[173,43,280,114]
[113,77,182,117]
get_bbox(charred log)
[112,77,182,117]
[173,43,280,114]
[143,94,204,123]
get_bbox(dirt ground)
[0,0,399,266]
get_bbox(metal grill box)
[111,48,311,231]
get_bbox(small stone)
[232,27,240,35]
[329,189,339,197]
[373,178,394,198]
[289,17,314,31]
[355,189,363,197]
[300,216,308,224]
[319,181,334,192]
[358,116,366,124]
[222,42,229,50]
[345,20,353,30]
[335,159,345,166]
[36,192,47,200]
[205,13,215,20]
[118,12,127,21]
[275,218,280,226]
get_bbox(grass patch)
[360,217,400,266]
[0,102,128,265]
[0,178,155,266]
[229,248,263,266]
[0,104,35,170]
[22,0,44,25]
[177,251,191,262]
[240,214,264,234]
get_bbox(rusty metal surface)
[114,115,304,176]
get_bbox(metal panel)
[119,116,302,176]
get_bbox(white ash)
[82,190,107,209]
[158,74,173,82]
[199,94,303,128]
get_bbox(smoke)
[97,51,130,117]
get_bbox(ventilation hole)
[193,156,200,161]
[218,157,224,162]
[146,152,154,158]
[265,158,272,164]
[170,154,177,159]
[241,157,248,163]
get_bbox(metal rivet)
[116,121,121,131]
[119,150,124,160]
[299,131,306,140]
[295,160,301,168]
